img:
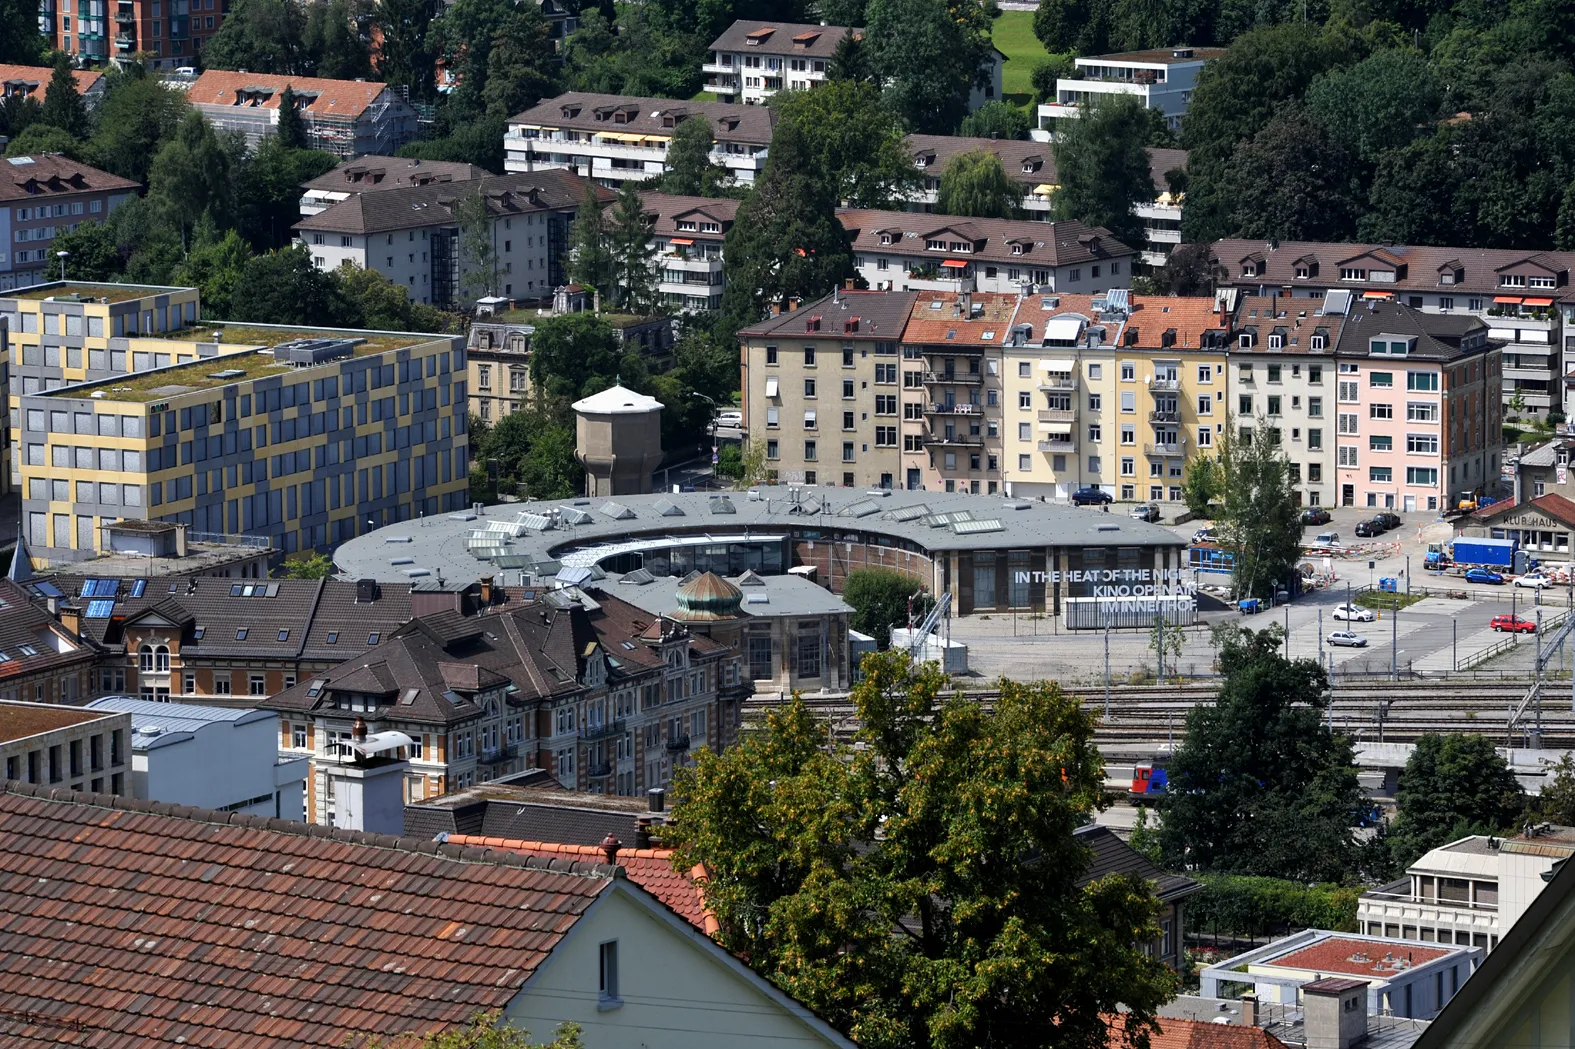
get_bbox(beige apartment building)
[740,290,917,488]
[0,699,130,795]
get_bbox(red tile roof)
[0,64,101,101]
[1269,936,1451,977]
[1108,1014,1290,1049]
[444,833,718,935]
[1473,491,1575,527]
[0,781,614,1048]
[186,70,391,119]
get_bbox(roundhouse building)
[334,487,1189,620]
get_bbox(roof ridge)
[1,779,623,879]
[445,832,676,860]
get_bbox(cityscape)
[0,0,1569,1046]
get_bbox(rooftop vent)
[274,337,360,367]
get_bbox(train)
[1131,763,1168,796]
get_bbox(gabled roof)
[902,134,1184,195]
[1108,1014,1290,1049]
[186,69,396,119]
[296,168,606,236]
[0,64,102,101]
[739,289,921,340]
[837,208,1136,268]
[1211,238,1575,299]
[708,19,856,58]
[1333,298,1493,361]
[301,155,488,193]
[637,192,742,237]
[1075,824,1201,902]
[0,153,138,203]
[1232,295,1347,354]
[509,92,777,145]
[0,780,614,1048]
[1472,492,1575,528]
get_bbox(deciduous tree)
[172,224,255,318]
[956,100,1029,140]
[373,0,436,103]
[527,312,636,404]
[455,188,499,303]
[1540,752,1575,825]
[85,73,189,183]
[303,0,372,80]
[204,0,308,74]
[1050,93,1155,252]
[773,79,918,209]
[843,567,930,648]
[935,149,1022,218]
[228,244,353,326]
[148,112,235,245]
[653,116,729,197]
[865,0,992,134]
[1388,734,1525,868]
[1221,101,1360,242]
[1215,419,1301,601]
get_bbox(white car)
[1515,573,1554,589]
[1310,532,1342,549]
[1327,631,1369,647]
[1332,604,1376,622]
[715,411,743,428]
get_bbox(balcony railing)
[923,370,983,385]
[1038,408,1076,424]
[580,718,625,742]
[479,743,518,765]
[1144,441,1185,457]
[1149,378,1180,393]
[1038,439,1076,453]
[1359,889,1498,913]
[926,431,986,447]
[587,761,613,778]
[665,733,692,752]
[925,403,982,416]
[1148,410,1180,425]
[1038,375,1076,390]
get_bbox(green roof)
[5,282,189,304]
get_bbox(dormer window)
[925,238,945,251]
[1239,333,1255,349]
[677,219,697,232]
[1310,334,1326,350]
[1439,270,1456,285]
[701,221,720,233]
[1242,263,1257,277]
[1268,333,1284,349]
[1295,266,1310,279]
[1370,337,1413,356]
[879,232,894,245]
[1529,275,1557,289]
[1499,274,1527,288]
[1011,243,1024,255]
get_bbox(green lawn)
[991,10,1050,106]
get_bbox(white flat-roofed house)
[1036,47,1224,138]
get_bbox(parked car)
[1130,504,1161,522]
[1333,604,1376,622]
[1310,532,1342,549]
[1301,507,1333,526]
[1192,527,1222,544]
[1375,512,1402,530]
[1515,572,1554,589]
[1492,614,1537,633]
[1465,568,1506,584]
[1072,487,1113,506]
[1327,630,1369,647]
[715,410,743,428]
[1354,519,1382,538]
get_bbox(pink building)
[1332,301,1501,511]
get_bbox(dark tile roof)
[509,92,777,145]
[1332,298,1493,361]
[1232,294,1348,355]
[707,20,855,58]
[837,208,1137,268]
[0,780,612,1049]
[406,781,657,843]
[295,168,609,236]
[739,289,920,340]
[0,152,138,203]
[637,192,741,237]
[0,579,96,680]
[1074,824,1200,902]
[903,135,1185,192]
[302,155,488,193]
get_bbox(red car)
[1491,614,1537,633]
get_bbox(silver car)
[1327,631,1368,647]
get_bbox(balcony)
[1149,409,1181,425]
[925,431,986,447]
[662,252,724,271]
[1357,884,1498,938]
[580,718,625,742]
[1038,438,1077,453]
[923,370,983,386]
[587,761,613,778]
[1144,440,1185,457]
[1038,408,1076,424]
[1037,374,1076,391]
[479,743,518,765]
[923,343,986,358]
[114,8,134,22]
[1149,378,1180,393]
[665,733,692,752]
[925,403,983,416]
[702,57,735,75]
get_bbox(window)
[1197,364,1212,383]
[1407,402,1439,422]
[1308,428,1322,450]
[1338,413,1359,435]
[1370,403,1393,420]
[1308,396,1322,417]
[1338,445,1359,467]
[1121,457,1135,476]
[1019,362,1031,377]
[1370,435,1393,451]
[1370,466,1393,482]
[1019,422,1032,441]
[1238,395,1253,415]
[1407,466,1439,486]
[235,628,248,641]
[1120,391,1135,413]
[1019,392,1032,408]
[1267,396,1282,416]
[1120,362,1135,381]
[1019,454,1032,470]
[766,346,778,365]
[804,440,817,461]
[1088,394,1102,411]
[1197,394,1212,415]
[1088,424,1102,442]
[215,674,231,695]
[803,347,815,366]
[1370,372,1393,388]
[249,674,266,695]
[1268,364,1282,383]
[1121,424,1135,445]
[1408,371,1440,391]
[1088,364,1102,380]
[1407,433,1439,454]
[1197,427,1212,448]
[803,378,816,397]
[599,941,621,1006]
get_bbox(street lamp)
[692,391,721,483]
[56,250,69,282]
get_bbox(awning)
[1041,423,1073,435]
[803,410,816,425]
[669,237,694,245]
[1040,358,1075,372]
[1362,291,1393,300]
[765,376,779,398]
[1043,317,1085,343]
[1525,296,1554,307]
[597,132,654,143]
[1032,183,1057,196]
[941,259,969,268]
[1494,295,1524,304]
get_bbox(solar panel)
[84,599,116,618]
[953,519,1004,535]
[81,579,113,597]
[129,580,147,598]
[30,582,62,599]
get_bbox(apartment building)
[0,155,139,292]
[1325,296,1502,511]
[640,192,739,313]
[0,576,99,704]
[740,289,918,488]
[186,71,419,156]
[705,20,1003,110]
[0,699,129,793]
[1035,46,1223,136]
[840,210,1136,296]
[18,321,469,562]
[298,155,488,218]
[1229,295,1350,507]
[296,168,605,308]
[468,320,533,422]
[41,0,226,65]
[506,93,777,188]
[1211,239,1574,419]
[0,64,104,105]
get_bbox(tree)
[228,245,353,326]
[718,120,854,333]
[0,0,44,65]
[865,0,992,134]
[85,74,189,183]
[665,654,1178,1049]
[39,53,87,139]
[373,0,436,103]
[826,27,874,83]
[232,135,340,250]
[1154,241,1213,296]
[5,123,83,159]
[335,264,456,332]
[471,406,583,499]
[52,221,123,281]
[956,100,1030,140]
[480,16,558,121]
[172,224,255,318]
[515,421,581,499]
[1359,131,1462,246]
[396,116,507,174]
[275,86,308,149]
[608,180,656,314]
[303,0,372,80]
[1221,101,1360,242]
[148,112,234,245]
[773,80,919,209]
[1181,454,1221,515]
[280,552,335,579]
[0,94,42,141]
[564,184,612,301]
[935,149,1022,219]
[1540,753,1575,825]
[1216,419,1300,601]
[1149,614,1186,680]
[1050,94,1155,252]
[365,1013,583,1049]
[204,0,308,73]
[527,312,632,404]
[735,436,770,484]
[436,0,557,124]
[1388,735,1525,868]
[1306,49,1442,165]
[1030,53,1076,106]
[654,116,728,197]
[843,567,930,649]
[1157,625,1369,883]
[1034,0,1111,55]
[455,188,499,304]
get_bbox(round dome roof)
[670,571,744,621]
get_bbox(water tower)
[572,383,664,496]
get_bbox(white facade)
[86,696,308,820]
[1035,47,1219,136]
[505,127,769,188]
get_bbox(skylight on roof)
[326,631,338,643]
[235,628,248,640]
[130,580,147,598]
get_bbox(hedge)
[1186,875,1361,941]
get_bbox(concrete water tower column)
[572,384,665,496]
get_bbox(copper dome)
[670,571,744,621]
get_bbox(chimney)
[600,833,621,864]
[647,786,666,813]
[1301,978,1368,1049]
[352,716,368,742]
[59,604,81,637]
[480,574,494,605]
[1240,992,1257,1026]
[634,817,653,848]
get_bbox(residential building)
[1229,294,1352,508]
[0,576,99,704]
[0,155,139,292]
[0,781,860,1049]
[1507,436,1575,502]
[2,282,201,487]
[1462,492,1575,561]
[468,319,534,421]
[186,71,419,156]
[1357,827,1575,952]
[85,695,309,819]
[0,63,104,105]
[1210,239,1574,420]
[1199,930,1482,1021]
[404,779,663,845]
[640,192,738,313]
[740,289,919,489]
[264,580,745,820]
[17,319,470,561]
[1077,824,1200,970]
[840,210,1136,296]
[45,0,229,66]
[903,135,1189,264]
[296,168,604,308]
[298,155,488,218]
[705,20,1004,111]
[1035,47,1224,136]
[1324,295,1502,511]
[0,699,129,793]
[507,92,777,187]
